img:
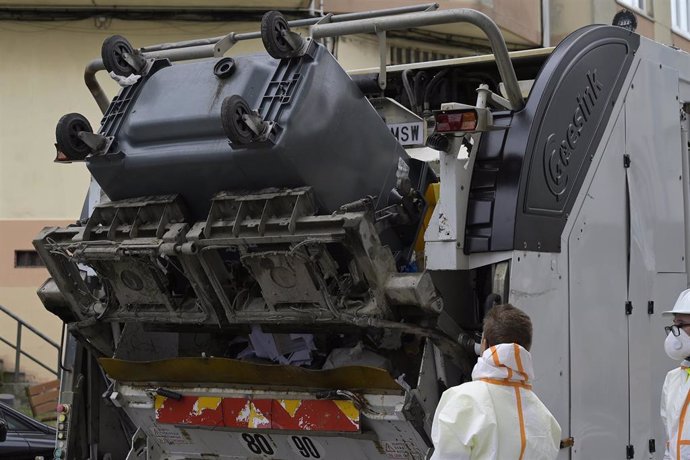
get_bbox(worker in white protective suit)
[430,303,561,460]
[661,288,690,459]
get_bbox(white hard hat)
[663,289,690,315]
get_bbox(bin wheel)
[55,113,93,161]
[102,35,138,76]
[261,11,295,59]
[221,95,256,145]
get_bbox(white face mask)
[665,327,690,361]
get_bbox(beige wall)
[0,287,63,382]
[672,32,690,52]
[322,0,542,46]
[0,220,70,380]
[0,220,72,287]
[549,0,590,44]
[550,0,690,53]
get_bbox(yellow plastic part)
[415,182,440,253]
[99,357,403,392]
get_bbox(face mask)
[665,328,690,361]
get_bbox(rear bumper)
[102,358,432,460]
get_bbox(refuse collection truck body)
[33,6,690,459]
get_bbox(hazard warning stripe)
[155,396,360,432]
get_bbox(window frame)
[672,0,690,41]
[617,0,647,13]
[13,249,45,268]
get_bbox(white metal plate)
[388,122,425,146]
[568,111,629,459]
[625,55,685,460]
[509,249,570,458]
[625,55,685,274]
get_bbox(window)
[619,0,646,11]
[14,250,45,268]
[672,0,690,36]
[389,45,459,65]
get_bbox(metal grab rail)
[83,5,524,112]
[84,3,440,114]
[140,3,440,54]
[0,304,62,381]
[310,9,525,110]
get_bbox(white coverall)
[430,343,561,460]
[661,360,690,459]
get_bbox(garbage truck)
[33,4,690,459]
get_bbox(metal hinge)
[624,154,631,168]
[648,301,654,315]
[625,301,633,315]
[649,439,656,453]
[627,444,635,459]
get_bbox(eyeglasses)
[665,324,690,336]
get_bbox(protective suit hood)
[472,343,535,385]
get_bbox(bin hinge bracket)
[649,439,656,454]
[624,154,631,168]
[648,300,654,315]
[626,444,635,459]
[625,301,633,315]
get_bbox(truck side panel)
[568,111,629,459]
[626,46,687,460]
[508,250,570,459]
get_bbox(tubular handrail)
[84,3,438,114]
[84,3,443,114]
[310,9,525,110]
[140,3,440,53]
[0,304,61,380]
[84,7,524,113]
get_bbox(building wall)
[0,17,385,381]
[550,0,690,52]
[0,220,71,381]
[322,0,543,46]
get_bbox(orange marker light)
[434,110,478,133]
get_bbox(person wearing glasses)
[429,304,561,460]
[662,289,690,460]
